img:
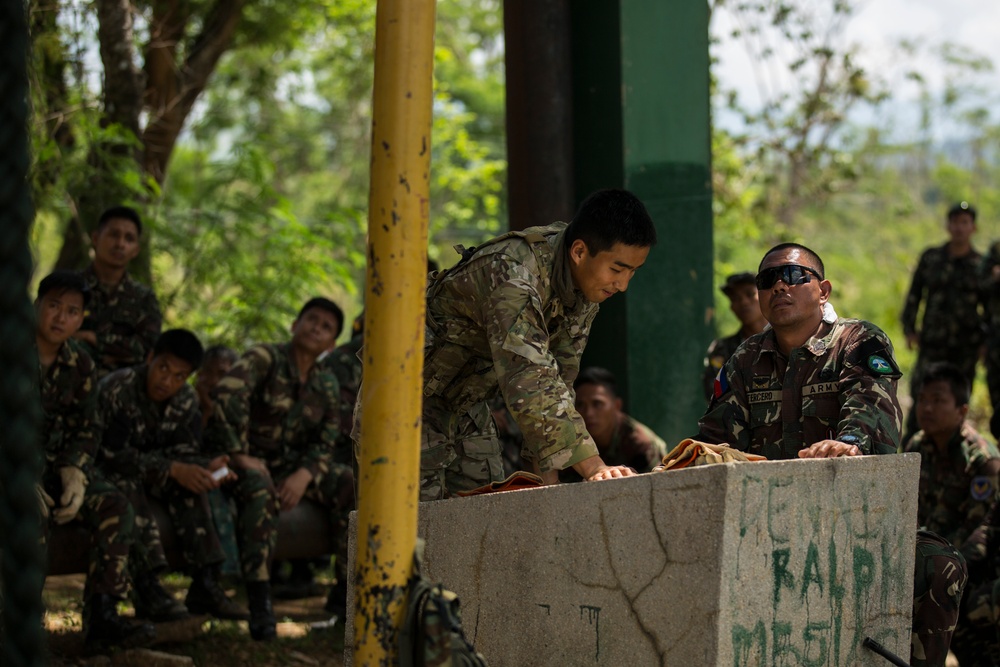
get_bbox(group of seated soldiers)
[35,206,360,652]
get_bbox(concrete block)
[346,454,918,666]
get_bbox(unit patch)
[971,476,994,502]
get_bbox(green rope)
[0,1,46,665]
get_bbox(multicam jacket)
[902,243,985,349]
[697,317,904,459]
[80,265,163,377]
[423,223,600,472]
[206,343,339,484]
[39,338,99,471]
[905,421,1000,549]
[96,365,203,486]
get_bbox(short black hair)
[37,270,90,306]
[97,206,143,236]
[203,344,238,367]
[297,297,345,337]
[721,272,756,295]
[947,201,976,222]
[918,362,970,407]
[573,366,619,398]
[759,243,825,279]
[565,189,657,255]
[152,329,204,370]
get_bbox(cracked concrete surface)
[345,454,918,666]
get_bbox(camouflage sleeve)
[96,376,143,478]
[204,345,273,456]
[94,287,162,368]
[481,257,599,473]
[152,392,209,486]
[291,372,340,485]
[695,358,752,451]
[901,251,929,336]
[702,339,725,402]
[62,364,100,470]
[911,530,967,667]
[835,327,904,454]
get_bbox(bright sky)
[711,0,1000,139]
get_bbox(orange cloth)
[455,471,545,497]
[653,438,767,471]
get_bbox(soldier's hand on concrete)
[797,440,861,459]
[37,484,55,519]
[169,461,220,493]
[586,465,637,481]
[52,466,88,524]
[207,455,237,483]
[278,468,313,510]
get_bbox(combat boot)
[131,570,190,622]
[246,580,277,641]
[83,593,156,654]
[185,564,249,620]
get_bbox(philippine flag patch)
[714,368,729,399]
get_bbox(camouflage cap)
[721,272,756,295]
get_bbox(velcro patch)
[749,390,781,404]
[803,382,838,396]
[971,476,994,501]
[714,368,729,399]
[751,376,770,390]
[854,338,900,376]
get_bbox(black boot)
[246,580,276,641]
[131,570,190,622]
[84,593,156,653]
[185,564,250,620]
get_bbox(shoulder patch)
[971,476,994,502]
[714,368,729,399]
[854,337,900,376]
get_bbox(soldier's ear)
[568,239,589,266]
[817,279,832,303]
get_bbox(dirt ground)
[42,574,346,667]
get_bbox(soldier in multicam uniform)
[34,270,156,652]
[205,297,352,640]
[901,201,986,439]
[560,366,667,483]
[74,206,162,379]
[905,362,1000,545]
[697,243,966,667]
[96,329,246,624]
[410,188,657,499]
[701,271,767,401]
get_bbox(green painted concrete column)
[574,0,713,444]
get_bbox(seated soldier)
[195,344,239,429]
[96,329,246,623]
[74,206,162,379]
[560,367,667,482]
[35,270,155,652]
[701,271,767,401]
[904,362,1000,548]
[205,297,353,640]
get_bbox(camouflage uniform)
[419,223,600,500]
[79,265,163,379]
[912,530,968,667]
[205,343,351,584]
[39,338,134,599]
[321,333,363,465]
[701,330,745,402]
[981,241,1000,437]
[952,498,1000,666]
[697,317,904,457]
[96,366,225,573]
[904,421,1000,548]
[902,244,985,435]
[559,413,667,483]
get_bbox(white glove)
[52,466,88,525]
[37,484,55,519]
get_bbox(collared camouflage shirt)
[39,338,99,471]
[423,223,600,473]
[80,264,163,377]
[205,342,339,484]
[902,243,985,348]
[905,421,1000,549]
[96,364,203,486]
[697,317,903,458]
[702,329,745,401]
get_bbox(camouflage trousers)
[108,475,226,574]
[911,530,969,667]
[226,461,355,584]
[42,469,134,599]
[951,574,1000,666]
[419,396,505,501]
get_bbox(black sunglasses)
[755,264,822,290]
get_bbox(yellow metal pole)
[354,0,435,664]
